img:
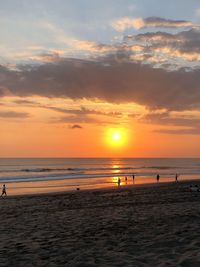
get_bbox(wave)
[0,166,136,173]
[1,170,200,183]
[0,165,191,174]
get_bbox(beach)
[0,181,200,266]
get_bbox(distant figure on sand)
[125,176,128,184]
[132,174,135,183]
[1,184,7,197]
[156,174,160,182]
[175,173,178,182]
[118,178,121,187]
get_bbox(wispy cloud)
[141,111,200,135]
[13,99,39,105]
[42,106,123,117]
[155,128,200,135]
[112,17,193,31]
[124,28,200,66]
[0,111,29,118]
[51,115,115,125]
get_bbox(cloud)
[113,17,145,31]
[43,106,122,117]
[52,115,114,125]
[69,124,83,129]
[36,21,115,55]
[124,28,200,65]
[71,40,115,53]
[0,111,29,118]
[2,17,198,68]
[2,55,200,111]
[29,52,62,63]
[141,112,200,126]
[155,128,200,135]
[49,107,120,125]
[112,17,193,31]
[141,111,200,135]
[2,22,200,113]
[13,99,39,105]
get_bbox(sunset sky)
[1,0,200,157]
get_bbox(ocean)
[0,158,200,195]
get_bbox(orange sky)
[1,96,200,158]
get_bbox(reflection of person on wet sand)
[118,178,121,187]
[1,184,7,197]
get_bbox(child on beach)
[1,184,7,197]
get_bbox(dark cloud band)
[1,55,200,111]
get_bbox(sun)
[112,132,121,142]
[105,128,127,147]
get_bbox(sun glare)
[106,129,128,148]
[112,132,121,142]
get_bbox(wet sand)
[1,181,200,266]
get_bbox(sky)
[1,0,200,157]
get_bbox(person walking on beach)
[132,174,135,183]
[125,176,128,185]
[118,177,121,187]
[156,174,160,183]
[1,184,7,197]
[175,173,178,182]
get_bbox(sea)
[0,158,200,195]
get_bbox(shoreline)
[3,178,199,198]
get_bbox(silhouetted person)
[156,174,160,183]
[125,176,128,184]
[118,178,121,187]
[1,184,7,197]
[175,173,178,182]
[132,174,135,183]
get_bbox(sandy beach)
[1,181,200,266]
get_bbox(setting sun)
[112,132,121,142]
[105,129,128,148]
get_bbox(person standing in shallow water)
[156,174,160,182]
[1,184,7,197]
